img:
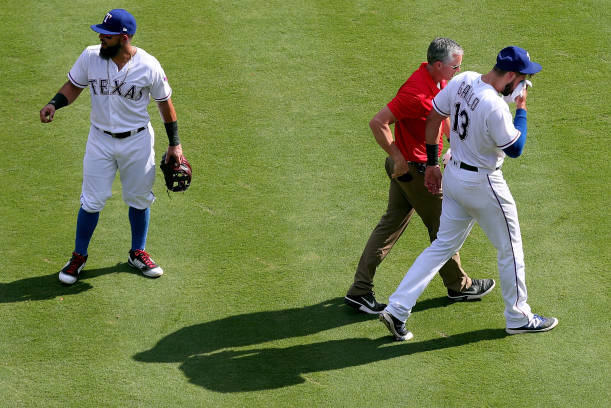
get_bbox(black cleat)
[447,278,495,300]
[344,292,386,314]
[58,252,88,285]
[128,249,163,278]
[379,310,413,341]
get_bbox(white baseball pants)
[80,124,156,212]
[386,161,533,328]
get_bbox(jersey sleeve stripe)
[432,99,450,116]
[497,130,521,148]
[67,73,88,88]
[153,92,172,102]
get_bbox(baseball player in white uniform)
[39,9,184,284]
[379,46,558,340]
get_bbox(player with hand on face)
[379,46,558,340]
[40,9,184,284]
[344,38,495,316]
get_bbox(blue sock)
[129,207,150,251]
[74,207,100,256]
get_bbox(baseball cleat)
[379,310,414,341]
[447,278,495,300]
[58,252,88,285]
[344,292,387,314]
[128,249,163,278]
[505,314,558,335]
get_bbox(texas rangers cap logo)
[91,9,137,36]
[496,46,541,75]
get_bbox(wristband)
[48,93,68,109]
[164,121,180,146]
[426,143,439,166]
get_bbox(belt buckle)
[131,127,145,136]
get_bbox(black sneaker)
[447,278,495,300]
[128,249,163,278]
[379,310,413,341]
[58,252,88,285]
[344,292,386,314]
[506,314,559,334]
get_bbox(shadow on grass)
[0,263,136,303]
[134,297,507,392]
[181,330,507,392]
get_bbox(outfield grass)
[1,0,609,407]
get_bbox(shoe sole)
[379,312,414,341]
[58,272,79,285]
[58,261,86,285]
[448,280,496,300]
[128,259,164,278]
[505,318,559,334]
[344,296,384,315]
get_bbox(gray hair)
[427,38,463,64]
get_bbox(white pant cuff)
[385,303,411,323]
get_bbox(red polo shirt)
[387,62,446,162]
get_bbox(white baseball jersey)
[432,71,520,170]
[385,71,539,330]
[68,45,172,133]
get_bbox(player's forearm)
[425,113,444,146]
[157,99,177,123]
[424,110,445,166]
[504,109,527,158]
[56,81,83,105]
[442,117,451,141]
[157,99,180,146]
[47,81,83,109]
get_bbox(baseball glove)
[160,152,192,192]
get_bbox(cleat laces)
[65,253,86,275]
[133,250,156,268]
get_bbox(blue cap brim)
[90,24,122,35]
[520,61,542,74]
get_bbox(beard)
[501,81,514,96]
[501,76,524,96]
[99,42,121,59]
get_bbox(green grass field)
[1,0,609,406]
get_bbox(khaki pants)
[347,157,471,296]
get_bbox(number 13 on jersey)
[453,102,469,140]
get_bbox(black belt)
[459,161,501,172]
[103,127,146,139]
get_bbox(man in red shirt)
[345,38,495,314]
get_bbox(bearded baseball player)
[379,46,558,340]
[39,9,184,284]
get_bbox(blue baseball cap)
[495,46,542,74]
[91,9,136,36]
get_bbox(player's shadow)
[181,330,507,392]
[133,296,451,363]
[134,296,504,392]
[0,263,135,303]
